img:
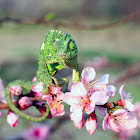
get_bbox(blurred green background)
[0,0,140,140]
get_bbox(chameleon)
[5,30,80,121]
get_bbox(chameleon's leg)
[37,59,53,94]
[57,78,69,93]
[72,60,81,83]
[5,80,49,121]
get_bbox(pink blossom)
[7,110,19,127]
[81,67,116,98]
[43,86,65,116]
[9,86,22,96]
[64,67,112,133]
[103,109,137,132]
[31,82,43,97]
[23,124,50,140]
[19,97,32,109]
[86,112,97,135]
[119,85,134,111]
[64,82,97,115]
[63,81,109,133]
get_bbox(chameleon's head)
[41,30,78,72]
[55,31,78,68]
[39,30,79,75]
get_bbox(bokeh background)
[0,0,140,140]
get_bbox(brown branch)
[0,10,140,30]
[0,97,46,110]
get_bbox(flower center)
[81,97,90,108]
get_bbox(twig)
[0,10,140,30]
[0,97,45,110]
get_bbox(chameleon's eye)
[69,41,75,51]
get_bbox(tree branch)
[0,10,140,30]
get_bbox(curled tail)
[5,80,49,121]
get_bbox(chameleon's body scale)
[5,30,80,121]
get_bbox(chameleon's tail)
[5,80,49,121]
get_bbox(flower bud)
[19,97,32,109]
[9,86,22,96]
[7,110,19,127]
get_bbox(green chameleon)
[5,30,80,121]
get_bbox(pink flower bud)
[7,110,19,127]
[86,113,97,135]
[19,97,32,109]
[9,86,22,96]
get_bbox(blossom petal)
[108,118,120,132]
[109,109,138,132]
[31,82,43,93]
[63,92,79,106]
[86,113,97,135]
[93,82,107,92]
[85,104,95,115]
[119,85,127,99]
[90,91,109,105]
[70,111,84,129]
[107,85,117,97]
[51,86,62,95]
[71,82,87,97]
[99,74,109,84]
[102,113,109,131]
[96,106,106,116]
[124,100,135,112]
[81,67,96,83]
[70,105,83,113]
